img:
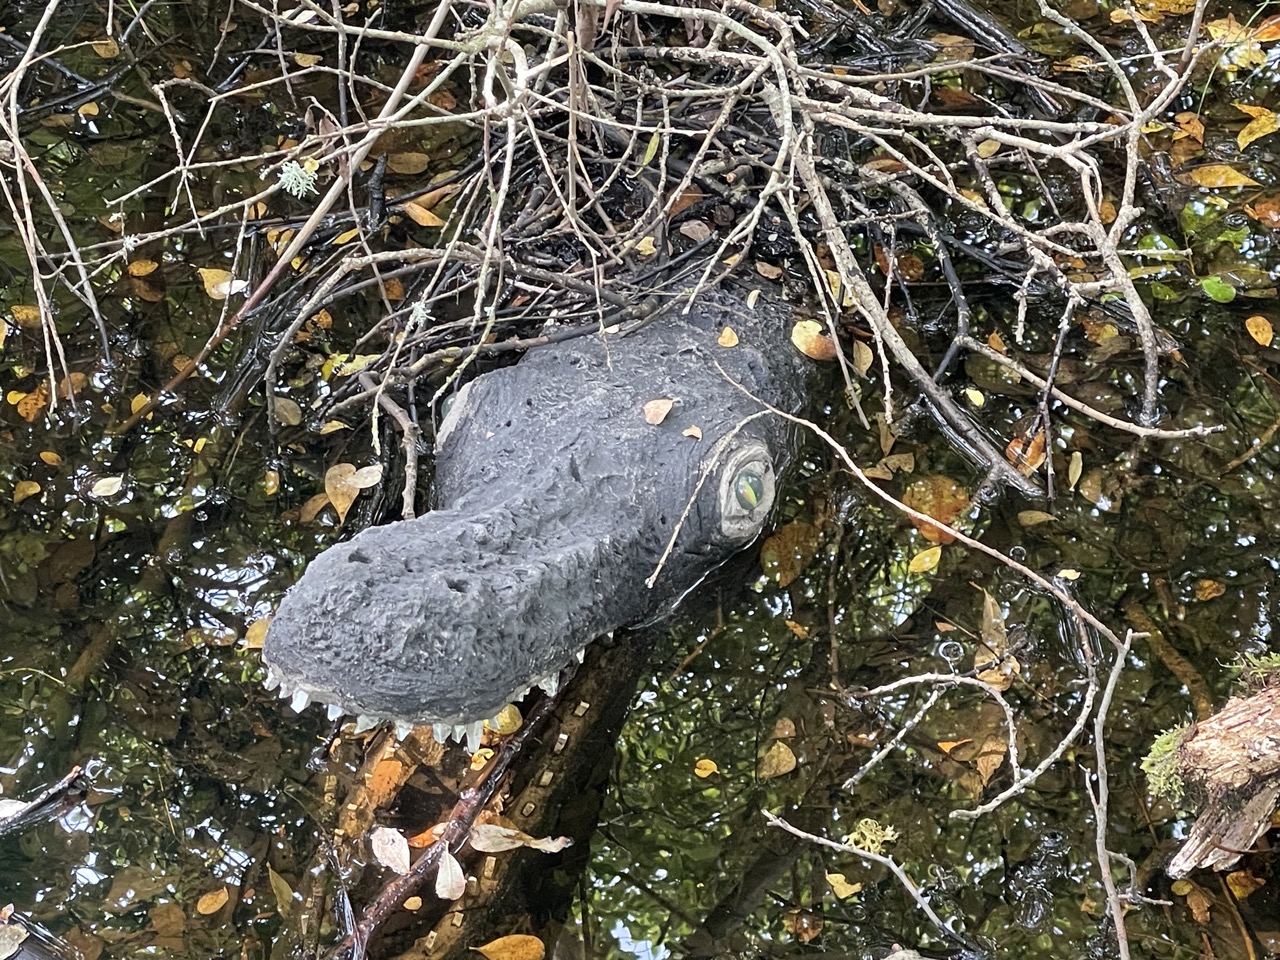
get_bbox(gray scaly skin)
[263,282,814,747]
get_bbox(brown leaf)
[14,480,40,504]
[473,934,546,960]
[901,475,968,544]
[1235,103,1279,150]
[782,908,822,942]
[1245,314,1274,346]
[1194,579,1226,601]
[757,740,797,779]
[324,463,361,523]
[402,200,445,227]
[642,398,674,425]
[386,152,431,175]
[196,887,230,915]
[1005,426,1047,474]
[759,521,819,587]
[127,259,159,277]
[791,319,837,361]
[1184,165,1261,188]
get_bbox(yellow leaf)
[1235,104,1279,150]
[1246,314,1274,346]
[332,227,361,246]
[717,326,739,347]
[693,758,718,778]
[1017,510,1057,527]
[38,451,62,466]
[682,425,702,440]
[15,384,49,422]
[790,320,837,361]
[760,521,819,587]
[963,387,985,407]
[976,138,1001,158]
[1194,579,1226,601]
[484,704,523,735]
[642,398,674,425]
[244,617,271,649]
[197,267,247,300]
[196,887,230,915]
[264,468,280,496]
[1186,165,1261,188]
[473,933,546,960]
[757,740,797,779]
[293,52,323,67]
[91,37,120,58]
[402,200,445,227]
[300,492,330,523]
[826,873,862,899]
[267,865,294,918]
[908,545,942,574]
[635,236,657,256]
[127,259,158,277]
[14,480,40,504]
[852,340,873,376]
[324,463,361,524]
[11,305,41,328]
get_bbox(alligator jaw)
[262,651,585,752]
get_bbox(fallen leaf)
[267,865,294,918]
[852,340,873,376]
[826,873,862,899]
[473,933,546,960]
[127,259,158,277]
[908,545,942,574]
[272,396,302,426]
[1194,579,1226,601]
[469,823,572,854]
[757,740,797,779]
[1068,451,1083,489]
[678,221,711,242]
[1245,314,1274,346]
[484,704,522,735]
[387,152,431,175]
[91,37,120,58]
[435,848,465,900]
[196,887,230,915]
[38,451,61,466]
[694,758,718,778]
[791,319,837,360]
[755,261,784,280]
[90,476,124,498]
[1185,165,1261,188]
[11,305,40,328]
[759,521,819,587]
[1017,510,1056,527]
[332,228,361,246]
[324,463,361,523]
[1235,103,1279,150]
[244,617,270,649]
[197,267,247,300]
[782,908,821,942]
[371,827,411,875]
[642,398,674,425]
[293,52,323,67]
[14,480,40,504]
[902,475,968,544]
[717,326,739,347]
[1006,426,1047,474]
[402,200,445,227]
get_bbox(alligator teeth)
[263,667,281,691]
[394,721,414,741]
[432,723,449,744]
[465,721,484,753]
[575,649,586,664]
[326,703,345,721]
[290,689,312,712]
[353,714,380,734]
[452,724,466,743]
[536,673,560,697]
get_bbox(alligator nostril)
[348,549,371,563]
[444,578,468,594]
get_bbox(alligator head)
[263,283,811,747]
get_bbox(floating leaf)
[1068,451,1083,490]
[91,37,120,58]
[435,848,465,900]
[127,259,158,277]
[244,617,270,649]
[272,396,302,426]
[197,267,247,300]
[1235,103,1279,150]
[13,481,40,504]
[473,934,546,960]
[90,476,124,498]
[293,52,323,67]
[759,520,819,587]
[267,865,294,918]
[402,200,445,227]
[790,320,837,361]
[196,887,230,915]
[386,152,431,175]
[694,758,718,778]
[469,823,572,854]
[902,475,968,544]
[826,873,862,899]
[1006,426,1047,474]
[371,827,411,875]
[908,545,942,573]
[332,228,361,246]
[1245,315,1274,346]
[38,451,62,466]
[757,740,797,779]
[755,261,783,280]
[635,236,657,256]
[1017,510,1057,527]
[678,221,711,242]
[1194,579,1226,601]
[1200,275,1237,303]
[642,398,674,425]
[852,340,873,376]
[1186,165,1260,188]
[783,909,822,943]
[11,305,40,328]
[324,464,361,523]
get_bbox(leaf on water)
[324,464,361,523]
[757,740,797,779]
[349,465,384,489]
[0,923,29,960]
[402,201,445,227]
[1005,426,1047,474]
[826,873,862,899]
[759,521,819,587]
[38,451,61,466]
[1200,275,1237,303]
[272,396,302,426]
[469,823,572,854]
[1068,450,1083,490]
[293,52,323,67]
[694,758,718,778]
[300,492,330,522]
[196,886,230,915]
[91,37,120,58]
[435,848,465,900]
[1194,579,1226,601]
[642,398,674,425]
[331,228,361,246]
[386,153,431,175]
[790,320,837,361]
[852,340,873,376]
[11,305,40,328]
[473,933,546,960]
[901,475,968,544]
[90,476,124,498]
[267,865,294,918]
[1245,315,1274,346]
[244,617,270,649]
[963,387,985,407]
[197,267,247,300]
[717,326,739,347]
[1235,103,1279,150]
[907,545,942,574]
[1017,510,1056,527]
[1185,165,1261,188]
[13,480,40,504]
[371,827,411,875]
[127,259,158,277]
[783,909,822,943]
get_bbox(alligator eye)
[733,468,764,509]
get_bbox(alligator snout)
[264,284,812,746]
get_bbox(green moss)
[1141,725,1192,804]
